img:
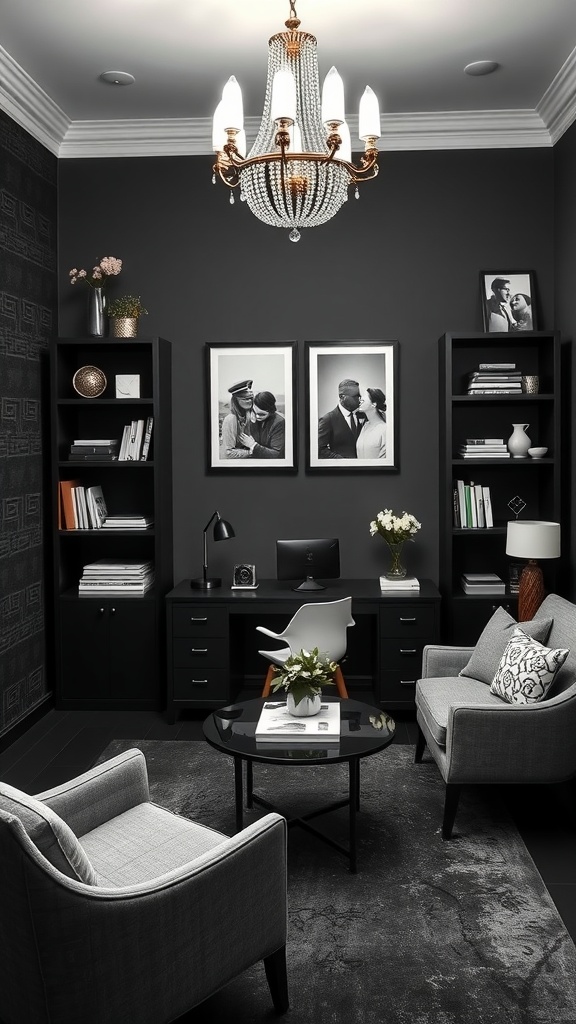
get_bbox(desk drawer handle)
[190,679,208,686]
[190,648,208,654]
[399,679,416,687]
[190,617,208,622]
[400,649,417,655]
[399,617,417,623]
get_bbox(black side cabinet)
[50,337,173,708]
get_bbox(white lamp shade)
[288,122,302,152]
[506,520,561,559]
[221,75,243,131]
[271,70,296,122]
[359,86,381,140]
[336,120,351,162]
[322,66,345,125]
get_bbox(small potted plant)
[270,647,338,717]
[107,295,148,338]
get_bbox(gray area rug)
[98,739,576,1024]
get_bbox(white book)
[456,479,467,528]
[462,572,503,582]
[482,486,494,528]
[86,485,107,528]
[379,576,420,590]
[73,439,117,445]
[462,582,506,595]
[118,424,131,461]
[474,484,485,528]
[132,419,145,460]
[71,487,80,529]
[255,700,341,742]
[140,416,154,460]
[468,483,477,528]
[75,486,88,529]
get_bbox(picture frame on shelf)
[205,341,297,472]
[115,374,140,398]
[480,270,537,333]
[305,340,398,471]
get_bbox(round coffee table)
[203,697,395,872]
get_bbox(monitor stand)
[293,576,326,593]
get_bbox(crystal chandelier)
[212,2,381,242]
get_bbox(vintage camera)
[231,564,258,589]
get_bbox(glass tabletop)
[203,697,396,765]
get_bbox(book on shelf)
[255,699,341,742]
[140,416,154,460]
[81,558,154,574]
[69,443,119,455]
[59,479,80,530]
[464,438,505,445]
[482,486,494,528]
[86,485,108,529]
[73,438,117,446]
[461,573,505,595]
[478,363,516,370]
[474,483,485,528]
[467,388,522,395]
[379,576,420,591]
[101,515,154,529]
[71,485,88,529]
[118,424,131,461]
[458,451,510,458]
[453,481,494,528]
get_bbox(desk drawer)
[173,637,228,668]
[172,606,228,638]
[379,639,426,674]
[173,669,229,700]
[380,604,435,636]
[379,670,419,704]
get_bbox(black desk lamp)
[190,511,235,589]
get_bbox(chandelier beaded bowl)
[212,2,381,242]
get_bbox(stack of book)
[466,363,522,395]
[78,559,155,596]
[457,438,509,458]
[118,417,154,461]
[379,576,420,592]
[254,699,340,745]
[461,572,505,595]
[68,438,119,461]
[59,481,108,529]
[101,515,154,530]
[453,481,494,528]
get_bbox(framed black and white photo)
[480,270,537,333]
[305,341,398,471]
[206,342,297,471]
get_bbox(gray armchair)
[0,748,288,1024]
[414,593,576,839]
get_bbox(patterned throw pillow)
[490,628,569,705]
[459,606,553,685]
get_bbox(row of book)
[58,479,153,531]
[456,438,510,459]
[119,417,154,461]
[461,572,505,595]
[78,559,155,596]
[453,481,494,528]
[69,438,120,461]
[379,576,420,592]
[66,419,153,462]
[466,362,522,395]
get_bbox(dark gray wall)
[0,110,57,736]
[57,148,556,589]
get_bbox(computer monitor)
[276,538,340,593]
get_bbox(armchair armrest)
[421,644,474,679]
[36,749,149,837]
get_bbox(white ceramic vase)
[507,423,531,458]
[287,692,322,717]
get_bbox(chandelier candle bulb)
[359,86,381,140]
[322,66,345,125]
[288,122,302,151]
[221,75,243,131]
[271,69,297,123]
[338,121,352,162]
[212,100,227,152]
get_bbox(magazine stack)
[78,559,155,596]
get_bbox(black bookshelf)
[439,331,562,644]
[50,337,173,708]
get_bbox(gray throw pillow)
[0,782,99,884]
[490,628,569,704]
[459,606,553,685]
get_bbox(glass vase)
[87,287,106,337]
[385,540,407,580]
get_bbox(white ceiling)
[2,0,576,158]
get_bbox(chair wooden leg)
[442,784,461,840]
[414,724,426,763]
[333,665,349,698]
[261,665,276,698]
[264,945,289,1014]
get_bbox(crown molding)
[1,41,574,159]
[0,45,69,155]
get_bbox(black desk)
[165,579,440,721]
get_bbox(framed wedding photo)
[480,270,537,333]
[206,341,297,472]
[305,340,398,471]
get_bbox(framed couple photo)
[305,340,398,471]
[480,270,537,333]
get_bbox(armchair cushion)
[0,782,99,884]
[458,606,553,685]
[490,628,570,705]
[416,676,502,746]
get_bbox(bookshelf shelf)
[439,331,562,645]
[50,337,173,708]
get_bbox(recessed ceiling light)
[464,61,500,77]
[99,71,135,86]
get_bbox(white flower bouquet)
[69,256,122,288]
[369,509,421,544]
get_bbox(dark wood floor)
[1,698,575,947]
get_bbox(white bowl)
[528,447,548,459]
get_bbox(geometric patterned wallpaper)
[0,109,57,736]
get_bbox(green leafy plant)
[107,294,148,318]
[270,647,338,707]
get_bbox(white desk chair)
[257,596,355,699]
